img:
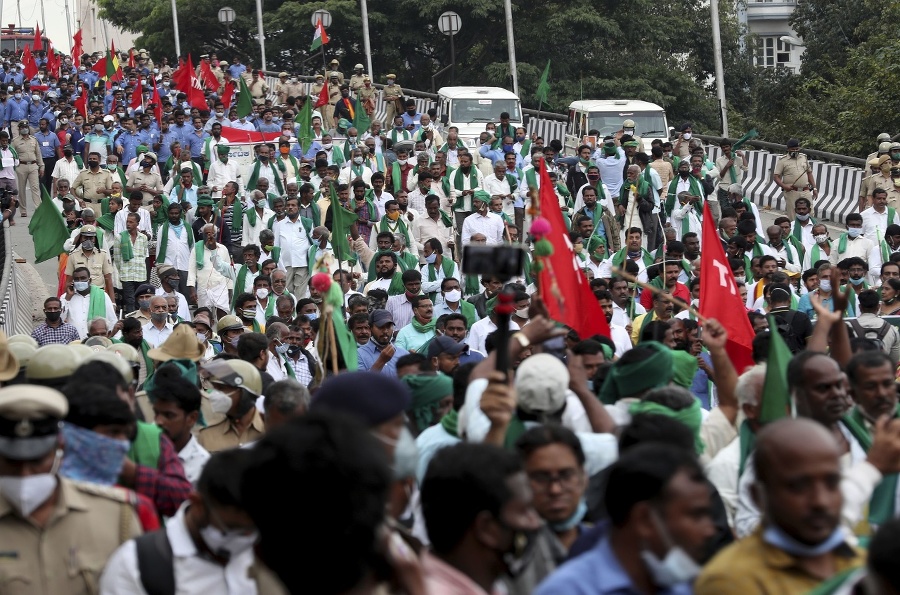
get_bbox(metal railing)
[694,133,866,167]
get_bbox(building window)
[754,37,792,68]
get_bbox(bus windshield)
[450,99,522,124]
[587,111,668,138]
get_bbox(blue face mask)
[762,524,846,557]
[305,311,318,321]
[59,423,130,486]
[847,227,862,238]
[548,499,588,532]
[425,253,437,264]
[502,144,514,152]
[849,276,865,286]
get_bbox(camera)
[462,245,525,281]
[0,187,18,210]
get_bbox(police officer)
[12,120,42,216]
[773,138,817,219]
[24,343,82,390]
[383,73,403,130]
[357,75,377,118]
[310,73,325,100]
[0,385,143,595]
[348,63,367,92]
[197,359,264,453]
[327,58,344,84]
[866,133,892,162]
[325,72,342,128]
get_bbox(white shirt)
[114,207,153,235]
[242,207,274,247]
[177,435,210,486]
[155,288,191,321]
[483,174,516,217]
[609,323,633,357]
[768,241,802,274]
[265,350,289,382]
[99,502,258,595]
[420,260,461,296]
[272,216,312,267]
[610,300,646,327]
[51,156,82,186]
[461,212,505,245]
[143,320,174,347]
[156,222,193,271]
[862,206,900,242]
[207,158,240,197]
[370,191,394,219]
[467,316,518,355]
[60,290,117,339]
[830,234,883,283]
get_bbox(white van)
[437,86,523,147]
[565,100,669,154]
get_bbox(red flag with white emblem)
[698,200,755,372]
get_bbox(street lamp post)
[171,0,181,57]
[310,10,332,73]
[503,0,518,95]
[360,0,373,82]
[710,0,728,136]
[437,11,461,85]
[218,6,235,48]
[255,0,266,70]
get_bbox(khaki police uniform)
[0,384,143,595]
[248,78,269,105]
[65,247,113,288]
[383,79,403,128]
[357,83,377,117]
[323,78,342,127]
[72,168,113,206]
[310,79,324,102]
[198,406,265,453]
[773,152,814,219]
[284,81,305,101]
[349,73,367,92]
[886,184,900,211]
[11,127,42,212]
[327,62,345,84]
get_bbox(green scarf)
[450,167,481,210]
[96,213,115,233]
[791,216,816,243]
[629,398,705,455]
[611,247,654,271]
[391,161,406,195]
[231,265,257,311]
[665,175,703,216]
[426,256,456,302]
[738,420,756,477]
[619,178,651,214]
[245,160,285,194]
[378,216,412,249]
[156,218,194,263]
[119,231,134,262]
[225,199,243,233]
[837,232,861,254]
[262,246,281,263]
[87,285,107,322]
[842,406,900,533]
[195,240,205,270]
[410,317,437,334]
[464,273,481,297]
[440,409,459,438]
[807,241,830,267]
[598,341,673,404]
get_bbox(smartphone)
[542,335,567,362]
[462,245,525,280]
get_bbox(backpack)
[136,529,176,595]
[773,310,803,353]
[846,318,892,351]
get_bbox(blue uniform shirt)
[357,339,410,377]
[34,130,60,159]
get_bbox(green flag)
[295,96,313,154]
[236,75,254,118]
[353,102,371,138]
[535,59,551,106]
[760,316,792,424]
[329,182,357,263]
[29,186,70,263]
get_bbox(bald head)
[754,418,840,483]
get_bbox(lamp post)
[171,0,181,57]
[311,9,332,72]
[503,0,518,95]
[255,0,267,70]
[360,0,373,81]
[218,6,235,48]
[437,11,461,85]
[710,0,728,136]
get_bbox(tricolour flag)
[310,18,329,52]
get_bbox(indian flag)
[310,18,329,52]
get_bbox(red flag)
[45,44,58,78]
[71,29,83,68]
[21,45,38,80]
[74,84,88,118]
[220,80,235,109]
[128,48,136,69]
[33,24,42,52]
[198,59,219,91]
[535,158,610,338]
[130,77,143,111]
[173,56,208,110]
[698,200,755,373]
[150,83,162,125]
[171,58,189,91]
[219,128,282,144]
[92,55,107,77]
[314,78,329,108]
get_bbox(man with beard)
[631,291,675,345]
[596,289,633,357]
[746,255,778,309]
[357,309,409,377]
[462,190,504,246]
[363,251,404,295]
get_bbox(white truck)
[565,99,670,154]
[436,86,524,147]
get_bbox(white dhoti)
[198,283,231,312]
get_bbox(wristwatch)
[513,333,530,349]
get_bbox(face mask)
[734,275,746,284]
[386,210,400,221]
[444,289,461,303]
[819,279,832,292]
[639,508,701,587]
[574,244,584,254]
[255,288,269,300]
[503,144,514,152]
[515,308,529,318]
[240,308,256,320]
[847,227,862,238]
[287,344,301,357]
[207,388,234,414]
[0,449,61,517]
[789,151,799,158]
[197,332,208,344]
[548,500,588,532]
[140,160,151,168]
[348,135,358,143]
[59,423,129,485]
[353,156,363,165]
[150,312,168,324]
[305,311,318,321]
[216,111,224,118]
[322,143,333,150]
[274,342,289,356]
[849,276,865,286]
[425,253,437,264]
[44,309,62,322]
[200,519,258,558]
[679,171,689,179]
[137,298,152,310]
[259,155,269,162]
[13,93,20,99]
[88,160,99,168]
[814,233,828,245]
[761,523,845,557]
[682,132,692,140]
[74,281,90,292]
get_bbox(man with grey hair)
[263,378,310,430]
[264,322,292,381]
[483,158,516,222]
[705,363,766,527]
[87,316,110,337]
[188,222,234,318]
[242,188,274,246]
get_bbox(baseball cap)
[426,336,467,359]
[368,309,393,328]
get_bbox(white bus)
[437,86,523,147]
[565,100,669,154]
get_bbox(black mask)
[88,160,99,168]
[679,171,689,179]
[287,344,301,357]
[45,311,61,322]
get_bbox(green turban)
[402,373,453,431]
[629,398,705,454]
[338,118,351,130]
[670,350,699,389]
[598,341,674,404]
[136,144,149,154]
[473,189,491,204]
[623,140,640,148]
[217,144,231,156]
[585,235,606,258]
[197,196,215,207]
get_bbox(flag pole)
[611,266,708,323]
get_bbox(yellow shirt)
[694,528,863,595]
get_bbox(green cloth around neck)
[402,373,453,431]
[598,341,673,404]
[629,398,705,455]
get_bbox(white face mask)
[349,136,358,143]
[819,279,832,293]
[0,449,61,517]
[73,280,90,292]
[444,289,461,302]
[639,509,701,588]
[352,156,363,165]
[200,520,258,558]
[515,308,529,318]
[207,388,233,414]
[682,132,692,140]
[256,288,269,300]
[813,233,828,245]
[322,142,333,150]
